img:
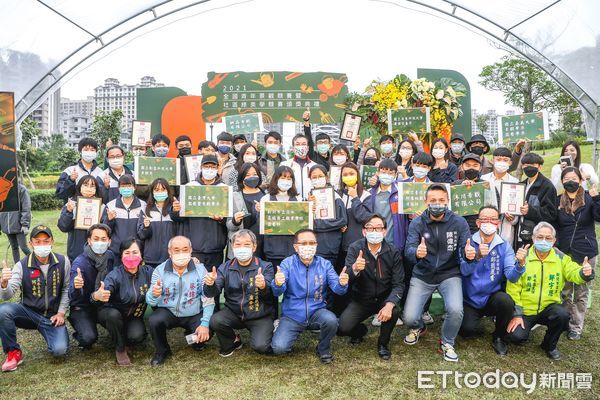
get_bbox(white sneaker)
[395,317,404,326]
[403,327,426,345]
[371,316,382,327]
[440,342,459,362]
[422,312,434,325]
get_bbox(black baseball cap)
[30,225,53,240]
[462,153,482,164]
[201,155,219,166]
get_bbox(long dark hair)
[339,162,364,197]
[561,140,581,168]
[431,137,450,161]
[234,143,261,171]
[394,139,418,165]
[145,178,173,216]
[237,162,263,192]
[74,175,101,199]
[363,147,381,165]
[329,144,351,166]
[267,165,299,197]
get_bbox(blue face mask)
[154,147,169,157]
[153,192,168,202]
[119,187,134,198]
[218,145,231,154]
[90,241,109,255]
[316,143,330,154]
[534,240,553,253]
[378,173,394,185]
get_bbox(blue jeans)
[272,308,338,356]
[0,303,69,356]
[403,276,464,346]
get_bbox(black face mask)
[470,146,484,156]
[364,157,377,166]
[244,176,260,188]
[563,180,580,193]
[178,147,192,156]
[523,166,538,178]
[464,168,480,180]
[428,203,447,217]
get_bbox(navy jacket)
[314,195,347,260]
[101,196,146,255]
[556,191,600,264]
[137,204,176,267]
[262,194,298,261]
[96,165,134,203]
[69,250,116,309]
[340,191,372,252]
[56,160,103,203]
[57,202,105,262]
[99,264,154,317]
[428,163,458,184]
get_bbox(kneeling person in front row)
[0,226,70,372]
[205,229,275,357]
[146,236,215,366]
[338,214,404,360]
[271,229,349,364]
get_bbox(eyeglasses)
[296,241,317,246]
[477,218,500,224]
[364,226,385,232]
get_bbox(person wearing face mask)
[58,176,106,262]
[300,110,331,170]
[281,133,318,200]
[515,153,557,249]
[555,167,600,340]
[0,183,31,264]
[0,226,70,372]
[428,138,458,183]
[146,236,215,366]
[101,175,146,256]
[449,133,467,166]
[93,238,153,366]
[459,206,524,356]
[68,224,116,350]
[271,229,348,363]
[232,134,248,157]
[98,145,134,203]
[175,135,194,186]
[216,131,237,185]
[149,134,171,158]
[394,139,420,179]
[56,137,104,203]
[137,178,176,268]
[550,140,599,192]
[339,215,403,360]
[358,147,381,168]
[458,134,493,179]
[227,144,267,187]
[330,144,351,168]
[507,222,594,360]
[204,230,275,356]
[403,184,475,362]
[259,131,286,177]
[481,147,519,245]
[405,151,433,184]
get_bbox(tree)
[17,116,40,188]
[43,134,79,171]
[475,114,489,135]
[90,109,124,154]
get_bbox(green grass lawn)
[0,146,598,399]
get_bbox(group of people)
[0,110,597,371]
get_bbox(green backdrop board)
[417,68,471,140]
[360,165,378,189]
[223,112,264,136]
[201,71,348,124]
[387,107,430,136]
[497,111,549,144]
[0,92,19,212]
[450,183,487,216]
[136,87,187,137]
[397,182,433,214]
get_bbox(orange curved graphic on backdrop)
[161,96,205,158]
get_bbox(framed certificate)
[500,182,526,215]
[75,197,102,230]
[131,120,152,147]
[311,187,336,220]
[340,112,362,142]
[184,155,203,182]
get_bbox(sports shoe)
[219,335,243,357]
[439,341,459,362]
[403,326,426,345]
[395,317,404,326]
[422,312,434,325]
[567,331,581,341]
[371,316,381,326]
[2,349,23,372]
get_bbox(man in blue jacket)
[146,235,215,366]
[459,206,525,356]
[271,229,349,364]
[403,184,475,362]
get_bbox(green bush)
[29,189,62,210]
[29,175,60,190]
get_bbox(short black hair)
[78,137,98,152]
[175,135,192,145]
[86,223,111,239]
[152,134,171,146]
[378,158,398,171]
[309,164,328,178]
[294,228,316,243]
[522,152,544,166]
[119,237,142,255]
[118,175,136,186]
[265,131,282,142]
[105,145,124,157]
[425,183,449,198]
[478,205,499,216]
[237,162,262,191]
[292,134,309,146]
[315,133,331,142]
[198,140,217,151]
[363,214,387,229]
[379,135,394,144]
[217,131,233,142]
[75,175,100,198]
[493,147,512,158]
[233,134,247,143]
[412,151,434,167]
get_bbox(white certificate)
[499,182,526,215]
[131,120,152,146]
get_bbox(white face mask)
[399,148,413,159]
[412,166,429,179]
[298,245,317,260]
[311,177,327,189]
[108,157,124,169]
[234,143,244,152]
[432,148,446,159]
[172,253,191,267]
[266,143,280,155]
[332,155,347,166]
[81,150,97,163]
[243,154,257,163]
[233,247,253,262]
[494,161,510,173]
[33,245,52,258]
[480,223,497,236]
[277,179,293,192]
[202,168,218,180]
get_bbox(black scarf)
[83,244,109,290]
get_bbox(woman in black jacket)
[93,238,153,366]
[556,166,600,340]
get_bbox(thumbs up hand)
[204,267,217,286]
[93,281,111,302]
[582,256,593,277]
[152,278,162,298]
[172,197,181,212]
[417,238,428,259]
[516,244,530,266]
[103,173,111,189]
[1,261,11,288]
[465,239,476,261]
[255,267,266,289]
[479,242,490,258]
[352,250,366,274]
[275,266,285,287]
[339,266,349,286]
[74,268,84,289]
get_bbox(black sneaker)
[378,344,391,360]
[219,336,243,357]
[315,346,334,364]
[492,337,508,356]
[545,347,561,361]
[150,350,172,366]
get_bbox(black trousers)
[194,251,225,311]
[148,307,204,356]
[210,306,273,354]
[97,307,146,352]
[68,307,98,348]
[268,258,286,319]
[338,300,400,346]
[459,291,514,340]
[507,303,570,351]
[332,250,352,317]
